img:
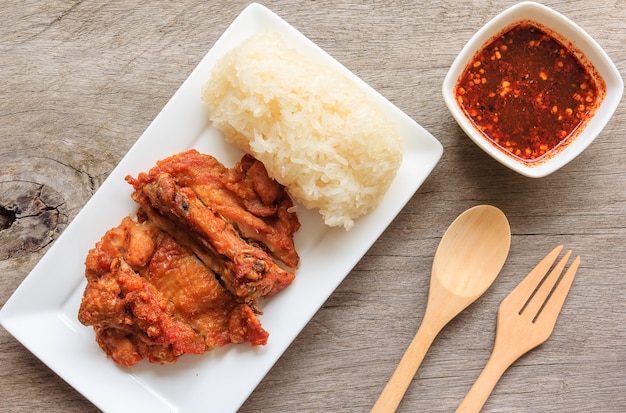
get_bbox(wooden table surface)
[1,1,624,412]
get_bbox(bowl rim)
[442,1,624,178]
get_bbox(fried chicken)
[78,151,300,367]
[132,150,300,268]
[126,150,299,301]
[78,216,269,367]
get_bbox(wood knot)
[0,205,16,230]
[0,180,68,260]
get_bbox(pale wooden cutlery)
[456,245,580,412]
[371,205,511,413]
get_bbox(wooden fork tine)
[536,256,580,328]
[501,245,563,310]
[522,250,572,320]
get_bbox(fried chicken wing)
[130,150,300,268]
[133,173,294,301]
[126,150,299,301]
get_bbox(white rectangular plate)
[0,3,443,412]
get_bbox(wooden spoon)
[371,205,511,413]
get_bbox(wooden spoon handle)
[455,352,510,413]
[370,322,439,413]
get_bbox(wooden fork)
[456,245,580,412]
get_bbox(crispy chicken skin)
[78,216,269,367]
[129,150,300,268]
[146,234,268,347]
[133,173,294,301]
[79,151,300,367]
[126,150,299,301]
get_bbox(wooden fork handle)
[456,352,511,413]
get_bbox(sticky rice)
[202,30,402,230]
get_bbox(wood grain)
[1,1,625,412]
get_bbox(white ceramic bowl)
[442,1,623,178]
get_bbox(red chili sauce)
[455,22,605,163]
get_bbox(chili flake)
[455,22,605,162]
